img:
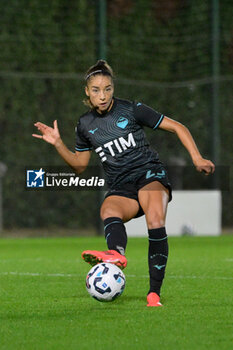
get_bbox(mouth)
[99,102,108,108]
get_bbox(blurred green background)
[0,0,232,231]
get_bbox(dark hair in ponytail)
[83,60,114,108]
[85,59,114,82]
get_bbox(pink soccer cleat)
[82,249,127,270]
[147,292,163,307]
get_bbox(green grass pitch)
[0,235,232,350]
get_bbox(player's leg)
[100,195,140,222]
[101,195,139,255]
[138,181,169,306]
[82,195,139,269]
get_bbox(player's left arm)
[159,116,215,175]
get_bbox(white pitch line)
[0,258,80,263]
[127,274,233,280]
[0,271,78,277]
[0,271,232,280]
[167,275,233,280]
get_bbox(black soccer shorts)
[104,163,172,218]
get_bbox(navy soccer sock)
[148,227,168,296]
[104,217,127,256]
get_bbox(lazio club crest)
[116,117,129,129]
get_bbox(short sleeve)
[75,122,92,152]
[133,102,164,129]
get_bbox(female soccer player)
[33,60,215,307]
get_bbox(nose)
[99,91,106,101]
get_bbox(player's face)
[85,75,114,113]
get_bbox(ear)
[85,86,89,97]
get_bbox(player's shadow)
[121,295,145,302]
[121,295,167,305]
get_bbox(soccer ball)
[86,263,126,302]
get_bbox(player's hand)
[193,157,215,175]
[32,120,61,146]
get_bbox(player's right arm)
[32,120,91,174]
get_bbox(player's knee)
[146,213,165,229]
[100,206,123,221]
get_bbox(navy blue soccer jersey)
[75,98,164,187]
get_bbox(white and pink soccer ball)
[86,263,126,302]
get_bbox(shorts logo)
[146,170,156,179]
[116,117,128,129]
[26,168,45,187]
[156,170,165,179]
[146,170,165,179]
